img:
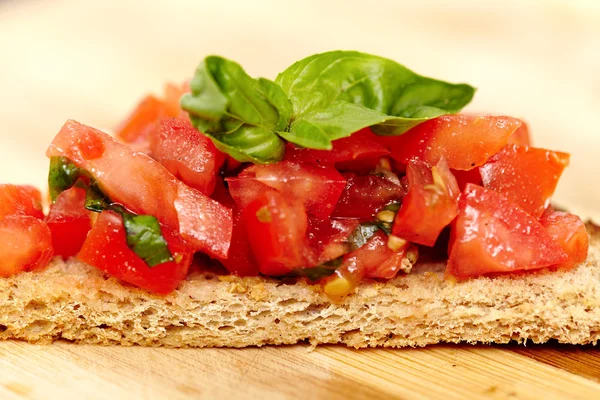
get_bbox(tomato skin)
[47,120,233,259]
[0,184,44,220]
[507,122,531,146]
[324,230,408,296]
[149,118,224,195]
[331,174,404,221]
[306,217,359,265]
[452,168,482,192]
[237,161,346,220]
[46,187,91,259]
[392,158,459,246]
[447,184,568,280]
[218,207,260,276]
[480,144,570,218]
[242,190,307,275]
[116,83,189,149]
[385,115,522,170]
[78,210,193,294]
[0,216,53,277]
[284,128,389,171]
[540,211,588,268]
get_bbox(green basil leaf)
[48,156,80,202]
[348,223,382,251]
[276,50,475,139]
[118,210,174,267]
[84,181,111,212]
[292,265,337,281]
[181,56,290,164]
[291,257,343,281]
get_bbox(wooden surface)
[1,0,600,399]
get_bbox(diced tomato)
[218,207,259,276]
[241,190,307,275]
[540,211,588,268]
[447,184,568,279]
[162,82,190,118]
[384,115,522,170]
[46,187,91,258]
[116,83,190,145]
[236,161,346,219]
[47,120,232,259]
[306,218,359,264]
[507,121,531,146]
[480,144,570,218]
[323,230,409,296]
[0,184,44,220]
[78,210,193,294]
[331,174,404,221]
[149,118,225,195]
[284,128,389,172]
[452,168,482,192]
[0,216,53,277]
[392,158,460,246]
[116,95,166,145]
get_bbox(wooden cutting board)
[1,341,600,399]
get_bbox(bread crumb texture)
[1,226,598,348]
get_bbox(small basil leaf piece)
[181,56,290,164]
[48,156,80,202]
[291,258,343,281]
[348,223,381,251]
[292,266,338,281]
[82,181,173,267]
[276,50,475,139]
[84,181,111,212]
[114,206,174,267]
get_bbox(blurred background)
[0,0,598,221]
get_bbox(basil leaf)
[292,265,337,281]
[276,50,475,139]
[348,223,384,251]
[276,50,474,116]
[117,208,174,267]
[181,56,290,163]
[48,156,80,201]
[84,181,111,212]
[291,257,342,281]
[183,51,475,163]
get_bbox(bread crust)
[1,225,598,348]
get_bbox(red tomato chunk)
[0,216,53,277]
[241,190,307,276]
[46,187,91,259]
[392,158,459,246]
[149,117,225,195]
[332,174,404,221]
[447,184,568,279]
[480,144,569,218]
[385,115,522,170]
[47,120,232,259]
[0,184,44,220]
[238,161,346,220]
[540,211,588,268]
[78,210,193,294]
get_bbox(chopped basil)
[47,156,173,267]
[116,208,174,267]
[84,181,111,212]
[348,223,381,251]
[48,156,81,201]
[291,258,342,281]
[182,51,475,164]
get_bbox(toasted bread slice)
[0,225,598,348]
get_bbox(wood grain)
[1,341,600,400]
